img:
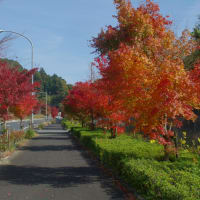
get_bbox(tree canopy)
[34,68,70,109]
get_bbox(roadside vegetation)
[62,0,200,199]
[64,120,200,200]
[0,128,36,158]
[0,43,60,156]
[62,0,200,160]
[0,119,55,159]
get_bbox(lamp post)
[45,91,48,121]
[0,30,34,127]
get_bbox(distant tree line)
[34,68,71,109]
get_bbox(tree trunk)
[2,120,7,133]
[20,119,23,130]
[174,132,179,159]
[91,111,95,130]
[164,145,170,161]
[110,127,116,138]
[81,120,84,128]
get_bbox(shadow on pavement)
[19,144,76,152]
[36,131,68,134]
[0,165,124,199]
[0,165,101,187]
[32,136,70,141]
[42,125,63,130]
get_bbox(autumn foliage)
[0,60,39,124]
[51,106,59,118]
[10,95,38,127]
[63,0,200,158]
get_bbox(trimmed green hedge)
[61,120,81,130]
[67,122,200,200]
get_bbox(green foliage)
[34,68,70,108]
[180,131,200,155]
[38,124,44,130]
[0,59,70,109]
[25,129,35,139]
[184,50,200,70]
[184,16,200,70]
[192,16,200,42]
[68,121,200,200]
[0,58,23,71]
[62,119,81,130]
[0,134,9,151]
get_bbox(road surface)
[0,123,125,200]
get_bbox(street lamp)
[0,30,34,126]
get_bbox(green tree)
[34,68,69,108]
[184,16,200,70]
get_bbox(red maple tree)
[0,60,38,126]
[51,106,59,119]
[11,95,38,129]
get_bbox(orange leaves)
[11,95,38,120]
[0,60,38,121]
[91,0,173,57]
[63,0,200,146]
[89,0,200,144]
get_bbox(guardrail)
[0,118,49,135]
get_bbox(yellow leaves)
[142,24,154,37]
[181,139,186,145]
[150,140,156,144]
[183,131,187,137]
[144,78,148,84]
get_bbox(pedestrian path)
[0,123,125,200]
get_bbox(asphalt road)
[0,123,125,200]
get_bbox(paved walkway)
[0,124,125,200]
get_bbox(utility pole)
[89,63,95,83]
[46,91,48,121]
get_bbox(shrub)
[25,129,35,139]
[61,120,81,130]
[0,130,25,152]
[38,124,44,130]
[69,122,200,200]
[0,134,8,152]
[10,130,25,143]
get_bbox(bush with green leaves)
[25,129,35,139]
[69,122,200,200]
[61,120,81,130]
[38,124,44,130]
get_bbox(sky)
[0,0,200,84]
